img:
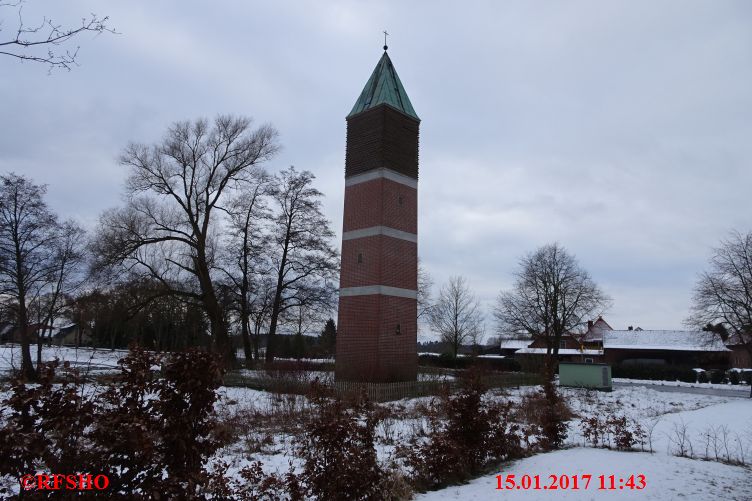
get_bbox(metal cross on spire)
[383,30,389,51]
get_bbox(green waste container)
[559,362,612,391]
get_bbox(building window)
[559,340,566,349]
[357,253,363,263]
[585,358,594,364]
[398,195,403,205]
[395,324,401,335]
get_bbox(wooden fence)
[222,371,543,402]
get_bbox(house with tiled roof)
[602,328,730,368]
[501,316,733,369]
[582,316,613,344]
[716,333,750,369]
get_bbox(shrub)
[538,377,569,450]
[0,361,95,494]
[698,371,709,383]
[398,371,526,491]
[728,371,740,385]
[580,412,645,451]
[608,415,646,450]
[296,385,385,500]
[207,460,304,501]
[90,348,224,498]
[0,349,225,499]
[709,369,725,384]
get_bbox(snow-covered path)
[416,448,752,500]
[614,381,750,398]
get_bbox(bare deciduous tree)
[31,219,87,365]
[0,1,115,71]
[249,276,275,361]
[494,243,610,369]
[220,171,271,365]
[429,275,484,358]
[417,260,434,322]
[93,116,279,363]
[0,173,58,379]
[688,230,752,398]
[265,166,339,362]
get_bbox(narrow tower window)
[395,324,401,335]
[357,252,363,263]
[398,195,403,205]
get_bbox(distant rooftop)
[603,330,730,352]
[583,316,613,342]
[499,339,533,350]
[348,51,419,120]
[516,347,602,356]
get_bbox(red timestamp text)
[495,473,646,491]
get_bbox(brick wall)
[343,178,417,233]
[340,236,417,290]
[336,294,417,382]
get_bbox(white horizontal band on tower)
[342,226,417,243]
[340,285,418,299]
[345,167,418,189]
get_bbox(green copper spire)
[348,51,419,120]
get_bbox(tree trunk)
[544,355,557,383]
[266,303,282,363]
[36,327,45,369]
[252,317,262,361]
[208,310,230,361]
[17,300,36,380]
[194,246,232,365]
[266,226,291,363]
[240,311,253,368]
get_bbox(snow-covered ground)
[207,383,752,500]
[416,448,752,500]
[414,386,752,500]
[0,344,125,376]
[234,368,454,384]
[613,377,750,391]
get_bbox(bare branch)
[0,2,116,71]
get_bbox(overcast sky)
[2,1,751,336]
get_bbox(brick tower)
[335,49,419,383]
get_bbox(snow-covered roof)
[516,347,602,356]
[603,330,730,352]
[583,317,613,342]
[499,339,532,350]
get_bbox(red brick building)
[335,49,419,382]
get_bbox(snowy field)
[2,345,751,499]
[0,344,126,376]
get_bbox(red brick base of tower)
[335,294,417,382]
